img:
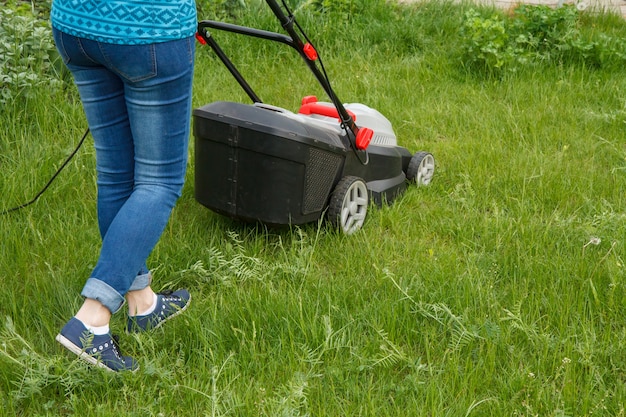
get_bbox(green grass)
[2,1,626,415]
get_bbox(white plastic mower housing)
[296,97,398,147]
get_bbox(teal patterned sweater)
[51,0,197,45]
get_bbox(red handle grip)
[298,102,356,121]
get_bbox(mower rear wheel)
[328,176,368,235]
[407,151,435,186]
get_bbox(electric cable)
[1,127,90,215]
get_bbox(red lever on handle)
[195,32,207,45]
[356,128,373,150]
[303,43,318,61]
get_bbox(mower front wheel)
[407,151,435,186]
[328,176,368,235]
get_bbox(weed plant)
[0,6,61,104]
[2,0,626,416]
[460,3,626,74]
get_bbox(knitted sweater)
[51,0,197,45]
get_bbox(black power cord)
[1,128,90,215]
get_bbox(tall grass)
[2,1,626,416]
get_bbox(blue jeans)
[52,29,195,313]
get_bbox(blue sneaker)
[126,289,191,333]
[56,317,138,372]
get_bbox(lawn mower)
[193,0,435,234]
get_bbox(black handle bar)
[196,0,362,142]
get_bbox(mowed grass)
[1,1,626,416]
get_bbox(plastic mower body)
[193,0,435,234]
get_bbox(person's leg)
[53,31,194,371]
[120,37,195,330]
[53,39,139,314]
[126,286,155,316]
[57,35,195,312]
[74,298,111,327]
[52,29,139,371]
[84,36,195,313]
[53,27,131,317]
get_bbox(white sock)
[137,293,158,317]
[76,318,110,336]
[88,324,110,335]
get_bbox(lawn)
[1,1,626,415]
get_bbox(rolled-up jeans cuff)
[129,272,152,292]
[81,278,125,314]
